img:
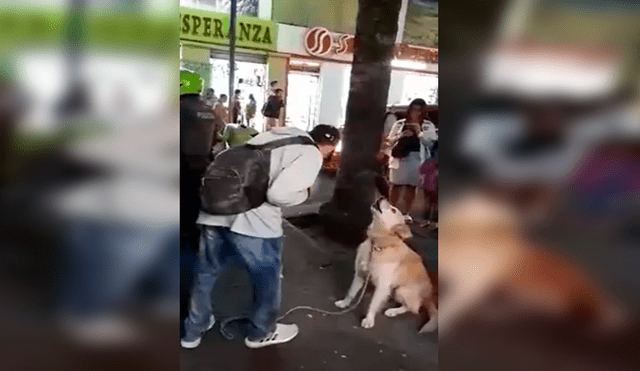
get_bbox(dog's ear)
[392,224,412,241]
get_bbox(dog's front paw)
[384,308,400,317]
[361,316,375,329]
[335,299,350,309]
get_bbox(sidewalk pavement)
[180,219,438,371]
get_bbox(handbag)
[391,124,421,159]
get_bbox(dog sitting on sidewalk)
[438,190,631,338]
[334,196,438,333]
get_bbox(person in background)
[231,89,242,124]
[419,139,438,229]
[214,94,229,123]
[262,88,284,131]
[269,80,278,94]
[212,94,229,155]
[245,94,257,127]
[383,105,399,141]
[379,106,400,178]
[386,98,437,220]
[203,88,217,108]
[180,70,218,252]
[181,125,341,350]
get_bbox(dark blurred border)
[439,1,640,370]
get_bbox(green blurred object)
[222,124,259,147]
[180,70,203,95]
[0,7,177,54]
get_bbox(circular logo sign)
[304,27,333,57]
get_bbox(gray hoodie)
[196,127,323,238]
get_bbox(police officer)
[180,70,217,252]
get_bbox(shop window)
[286,72,320,131]
[207,58,267,128]
[403,72,438,105]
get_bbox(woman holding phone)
[385,98,438,219]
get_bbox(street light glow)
[391,59,428,70]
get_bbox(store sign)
[304,27,354,57]
[180,7,277,51]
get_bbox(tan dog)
[438,190,630,337]
[335,198,438,332]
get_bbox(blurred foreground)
[440,0,640,369]
[0,1,179,369]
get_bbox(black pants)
[181,155,207,253]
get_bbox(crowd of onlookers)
[199,80,286,155]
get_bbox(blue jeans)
[61,218,179,317]
[183,226,283,341]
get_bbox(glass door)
[209,58,267,129]
[285,72,319,131]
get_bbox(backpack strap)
[246,136,318,151]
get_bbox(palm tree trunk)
[320,0,402,244]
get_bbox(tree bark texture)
[320,0,402,244]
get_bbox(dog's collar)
[370,238,386,252]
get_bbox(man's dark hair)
[220,94,228,99]
[409,98,427,111]
[275,88,283,94]
[309,124,341,146]
[408,98,428,121]
[235,89,241,95]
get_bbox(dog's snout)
[373,197,384,212]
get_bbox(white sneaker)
[244,323,299,349]
[404,215,413,223]
[59,314,143,349]
[180,315,216,349]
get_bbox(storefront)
[275,23,438,130]
[179,4,438,131]
[179,6,283,130]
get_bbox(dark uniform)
[180,94,217,252]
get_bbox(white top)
[386,119,438,169]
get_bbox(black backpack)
[261,97,279,118]
[200,136,318,215]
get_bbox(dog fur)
[335,198,438,333]
[438,190,630,337]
